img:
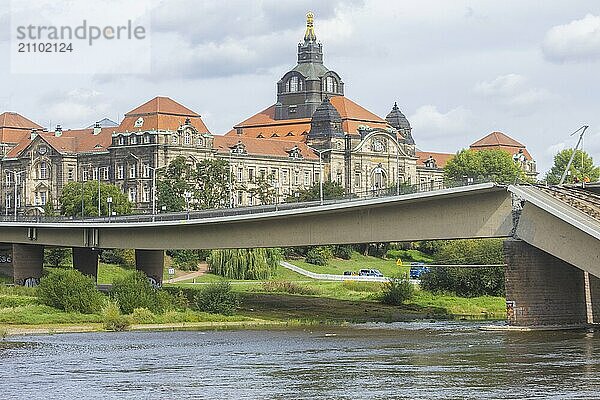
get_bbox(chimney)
[30,128,37,140]
[93,121,101,135]
[55,124,62,137]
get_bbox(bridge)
[1,181,599,329]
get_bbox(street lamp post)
[145,165,157,221]
[308,147,333,205]
[184,190,192,220]
[106,196,113,222]
[7,170,25,221]
[97,167,101,217]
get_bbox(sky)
[2,0,600,174]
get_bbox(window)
[129,164,137,179]
[172,135,178,144]
[82,170,88,181]
[143,135,150,144]
[101,167,109,181]
[130,136,137,145]
[294,171,299,185]
[128,186,137,202]
[354,172,361,187]
[142,186,150,202]
[304,171,310,186]
[118,136,125,145]
[282,169,289,184]
[184,130,191,145]
[142,163,150,178]
[325,76,337,92]
[117,165,124,180]
[68,167,74,181]
[134,117,144,128]
[259,169,266,180]
[271,168,279,182]
[5,172,12,185]
[16,194,21,208]
[236,168,243,182]
[291,76,299,92]
[314,171,320,184]
[237,191,243,206]
[37,162,48,180]
[92,168,98,181]
[35,191,47,206]
[5,194,10,209]
[248,168,255,182]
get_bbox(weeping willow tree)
[208,248,282,280]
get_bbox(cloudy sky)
[2,0,600,174]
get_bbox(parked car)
[358,269,384,277]
[409,262,430,279]
[343,271,354,276]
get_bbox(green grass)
[413,291,505,318]
[289,252,410,277]
[171,265,309,284]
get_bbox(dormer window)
[286,75,303,92]
[424,156,437,169]
[230,143,247,155]
[287,146,303,159]
[325,76,338,93]
[184,130,191,145]
[118,136,124,145]
[130,136,137,145]
[134,117,144,128]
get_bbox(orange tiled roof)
[6,127,113,158]
[416,151,454,168]
[227,96,390,142]
[117,96,210,134]
[213,135,318,160]
[0,112,44,144]
[470,131,532,159]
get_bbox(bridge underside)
[0,186,513,250]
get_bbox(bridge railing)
[0,178,493,224]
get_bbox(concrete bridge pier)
[504,239,588,327]
[12,244,44,286]
[135,249,164,286]
[72,247,99,281]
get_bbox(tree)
[444,149,526,184]
[287,181,345,203]
[545,149,600,184]
[420,239,505,297]
[247,173,277,205]
[59,181,132,217]
[208,248,282,280]
[157,157,231,211]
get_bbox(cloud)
[474,74,555,109]
[40,89,111,128]
[542,14,600,63]
[409,105,472,139]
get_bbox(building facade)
[0,13,536,216]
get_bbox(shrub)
[193,282,240,315]
[37,269,105,313]
[420,267,504,297]
[333,245,353,260]
[129,307,156,324]
[262,280,321,295]
[44,247,72,268]
[111,271,173,314]
[167,250,200,271]
[102,301,130,331]
[380,276,414,305]
[305,246,333,266]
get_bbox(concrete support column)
[504,239,587,327]
[72,247,99,281]
[13,244,44,286]
[588,274,600,324]
[135,249,164,286]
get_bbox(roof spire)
[304,11,316,42]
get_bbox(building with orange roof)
[470,131,537,177]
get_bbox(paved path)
[279,261,390,282]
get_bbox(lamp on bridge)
[106,196,113,222]
[184,191,192,220]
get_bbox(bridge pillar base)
[504,239,587,327]
[135,249,164,286]
[13,244,44,286]
[72,247,99,281]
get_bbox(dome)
[386,102,414,145]
[308,97,344,138]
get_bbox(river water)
[1,322,600,399]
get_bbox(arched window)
[288,76,299,92]
[184,130,191,145]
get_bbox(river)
[1,322,599,399]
